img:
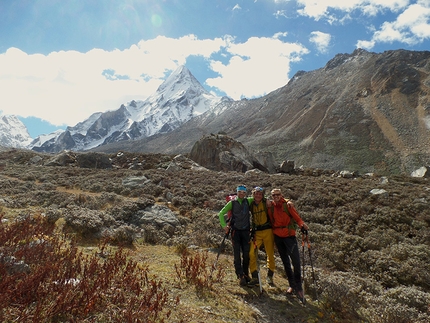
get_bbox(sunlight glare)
[151,14,162,27]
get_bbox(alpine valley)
[2,49,430,175]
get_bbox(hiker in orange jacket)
[268,188,309,302]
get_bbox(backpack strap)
[282,199,291,217]
[251,198,271,231]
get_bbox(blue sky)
[1,0,429,138]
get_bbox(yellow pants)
[249,228,275,274]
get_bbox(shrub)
[102,225,137,246]
[0,214,178,323]
[319,272,362,320]
[174,249,225,292]
[63,207,115,238]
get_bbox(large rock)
[255,151,277,173]
[280,160,295,173]
[75,152,112,169]
[189,134,270,173]
[45,151,76,166]
[411,166,430,178]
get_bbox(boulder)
[45,151,76,166]
[370,189,388,197]
[189,134,269,173]
[411,166,430,178]
[280,160,295,173]
[75,152,112,169]
[340,170,354,178]
[29,155,43,165]
[254,151,277,173]
[136,204,180,228]
[122,176,151,188]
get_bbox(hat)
[236,185,247,192]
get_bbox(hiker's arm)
[286,201,308,230]
[218,202,232,228]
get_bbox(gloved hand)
[301,225,308,235]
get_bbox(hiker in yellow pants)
[248,187,276,285]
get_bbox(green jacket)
[218,197,254,228]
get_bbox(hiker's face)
[237,190,246,198]
[271,192,281,202]
[253,191,263,203]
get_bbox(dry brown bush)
[0,213,177,322]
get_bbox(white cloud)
[0,35,224,126]
[357,1,430,49]
[233,4,242,11]
[291,1,430,50]
[296,0,410,21]
[356,39,376,49]
[309,31,332,53]
[274,10,289,19]
[206,35,309,100]
[0,33,310,125]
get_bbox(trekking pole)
[211,226,231,276]
[302,228,319,302]
[301,229,307,305]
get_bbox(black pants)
[231,229,251,278]
[274,235,302,291]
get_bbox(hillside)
[92,49,430,175]
[0,149,429,322]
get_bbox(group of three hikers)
[218,185,309,301]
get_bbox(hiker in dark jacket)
[268,188,309,301]
[218,184,253,286]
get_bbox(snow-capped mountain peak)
[156,65,206,94]
[27,66,224,153]
[0,115,32,148]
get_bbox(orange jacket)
[268,198,304,238]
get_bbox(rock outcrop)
[411,166,430,178]
[189,134,272,173]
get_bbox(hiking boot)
[296,289,306,304]
[267,269,274,285]
[239,276,248,286]
[248,271,259,286]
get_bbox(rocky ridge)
[93,49,430,175]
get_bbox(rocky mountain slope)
[94,49,430,175]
